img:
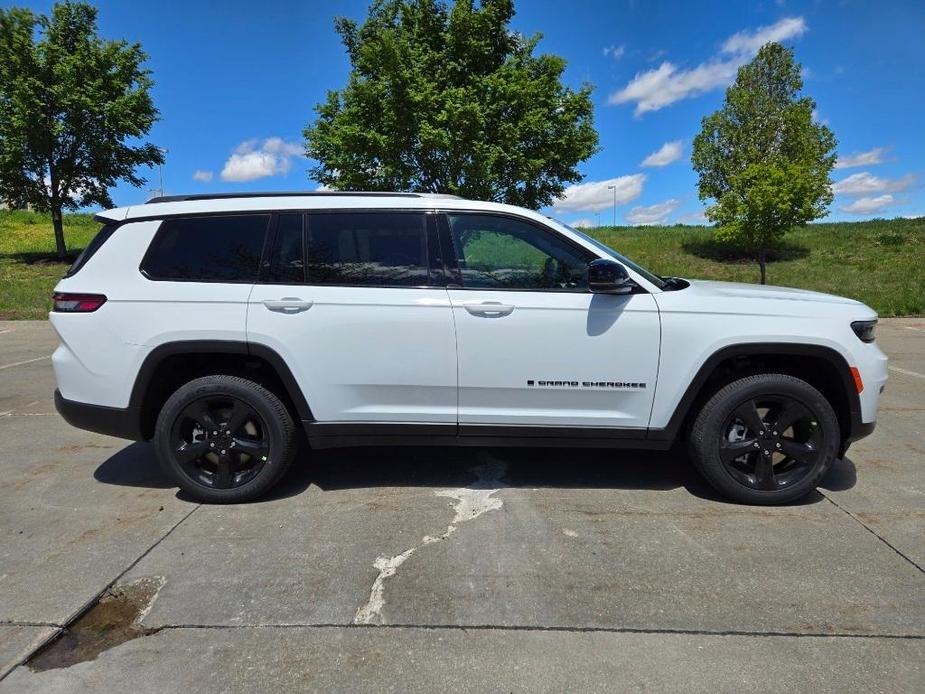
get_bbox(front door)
[442,213,660,431]
[247,211,457,424]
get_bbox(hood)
[685,279,863,306]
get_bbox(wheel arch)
[653,343,863,446]
[130,340,313,440]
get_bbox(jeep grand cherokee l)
[51,192,887,504]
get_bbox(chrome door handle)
[263,298,313,313]
[463,301,515,317]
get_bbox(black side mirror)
[588,258,633,294]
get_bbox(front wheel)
[689,374,840,505]
[154,375,298,503]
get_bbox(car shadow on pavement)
[93,441,856,506]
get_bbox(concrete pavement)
[0,318,922,691]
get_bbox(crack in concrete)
[820,492,924,575]
[354,457,506,625]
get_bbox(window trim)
[438,211,627,294]
[139,213,272,284]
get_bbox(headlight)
[851,319,877,343]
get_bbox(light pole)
[606,184,617,226]
[595,211,601,227]
[154,147,168,198]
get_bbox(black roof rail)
[145,191,459,204]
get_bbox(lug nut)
[220,449,226,455]
[776,443,781,449]
[753,442,759,448]
[763,450,770,455]
[772,431,778,436]
[230,441,235,448]
[210,442,215,448]
[212,430,218,436]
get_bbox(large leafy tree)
[692,43,836,284]
[305,0,598,208]
[0,1,163,258]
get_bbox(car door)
[247,210,457,424]
[442,212,660,431]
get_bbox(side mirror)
[588,258,634,294]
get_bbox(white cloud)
[220,137,304,182]
[626,198,682,225]
[553,174,646,213]
[192,169,213,183]
[841,194,895,215]
[721,16,807,55]
[603,44,625,59]
[641,140,683,167]
[677,210,709,225]
[610,17,807,115]
[834,147,888,170]
[831,172,915,196]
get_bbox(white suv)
[51,192,887,505]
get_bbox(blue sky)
[14,0,925,224]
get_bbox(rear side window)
[66,224,117,277]
[142,215,270,282]
[265,213,305,284]
[306,212,429,286]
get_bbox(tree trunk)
[758,248,767,285]
[52,204,67,260]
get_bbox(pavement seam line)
[0,503,201,683]
[0,355,51,371]
[820,492,925,575]
[150,623,925,640]
[888,365,925,380]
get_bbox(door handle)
[263,298,313,313]
[463,301,515,317]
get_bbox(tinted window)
[266,213,304,283]
[66,224,117,277]
[447,214,590,290]
[306,212,429,286]
[142,215,270,282]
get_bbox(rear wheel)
[154,375,297,503]
[689,374,840,505]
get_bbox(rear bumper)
[54,389,144,441]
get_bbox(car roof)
[96,191,544,223]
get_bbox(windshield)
[554,221,667,290]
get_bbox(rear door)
[246,210,457,424]
[442,212,660,431]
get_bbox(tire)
[154,375,298,503]
[689,373,840,505]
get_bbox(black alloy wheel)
[154,375,298,503]
[689,373,841,505]
[170,396,270,490]
[718,394,824,491]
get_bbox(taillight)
[52,293,107,313]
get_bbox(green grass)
[0,210,98,319]
[0,210,922,319]
[588,217,925,316]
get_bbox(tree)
[0,2,163,258]
[304,0,598,209]
[691,43,836,284]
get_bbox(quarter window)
[306,212,429,286]
[142,215,270,282]
[446,214,590,290]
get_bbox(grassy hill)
[0,209,922,319]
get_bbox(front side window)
[142,215,270,282]
[447,214,590,290]
[306,212,429,286]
